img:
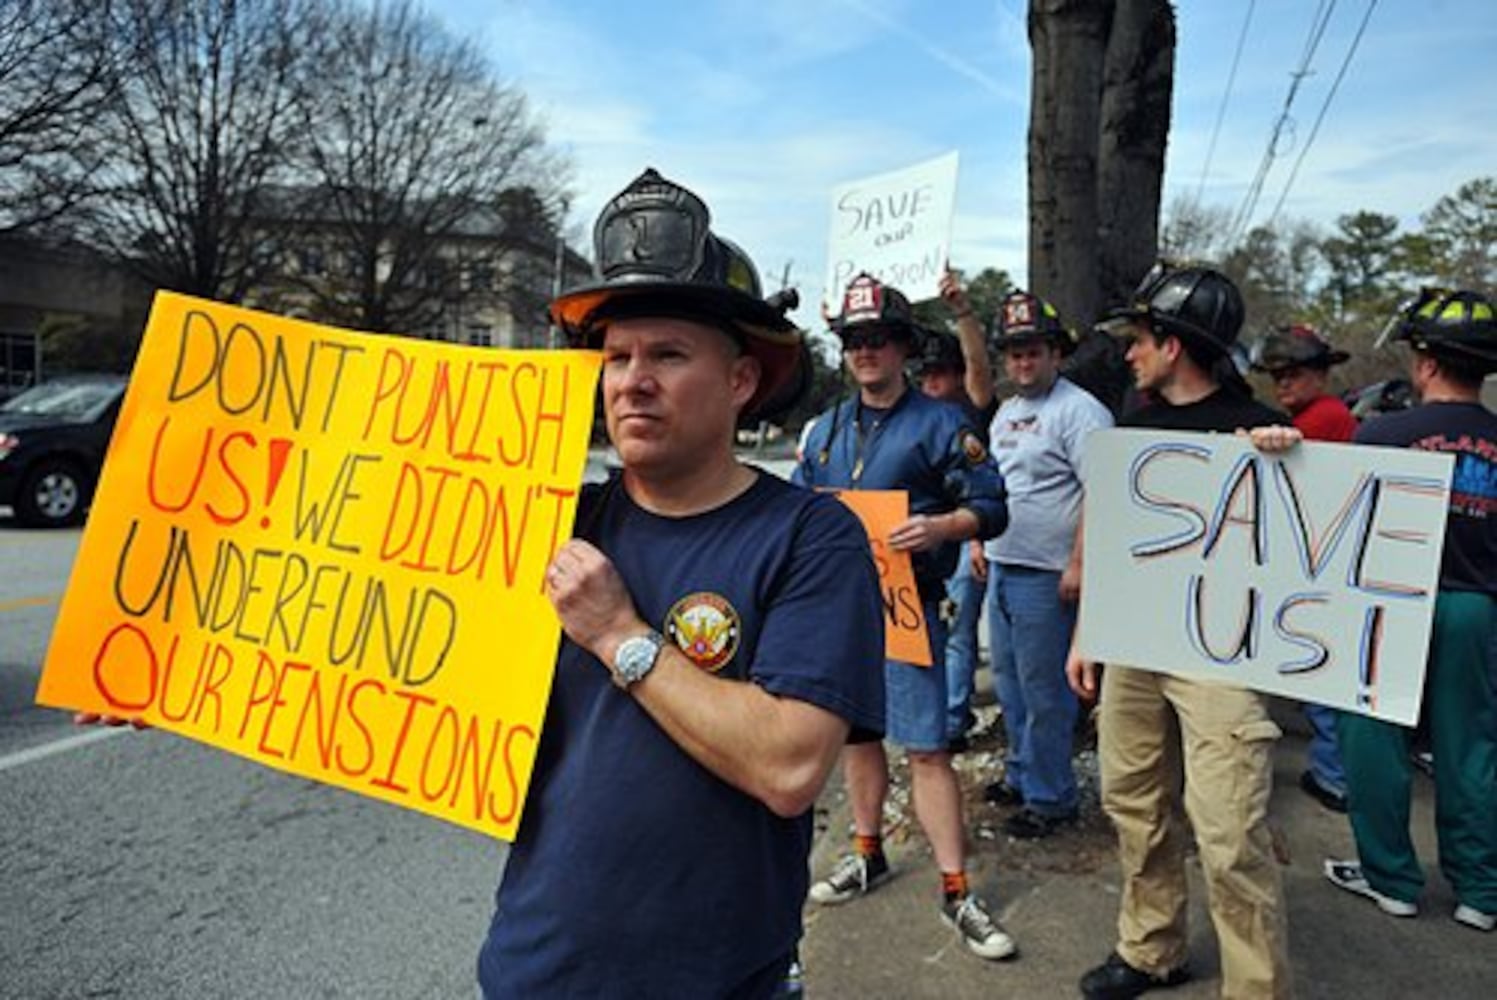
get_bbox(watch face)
[615,632,663,686]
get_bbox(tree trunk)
[1028,0,1174,327]
[1028,0,1110,329]
[1097,0,1174,309]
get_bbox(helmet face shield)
[1375,291,1433,351]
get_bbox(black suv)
[0,375,128,527]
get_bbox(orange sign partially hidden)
[35,291,602,842]
[832,490,932,667]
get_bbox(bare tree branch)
[82,0,322,300]
[0,0,119,235]
[284,0,569,334]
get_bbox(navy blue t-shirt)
[478,470,885,998]
[1355,401,1497,596]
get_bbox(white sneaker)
[941,894,1017,960]
[1454,903,1496,932]
[1322,859,1418,917]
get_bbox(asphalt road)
[0,522,505,999]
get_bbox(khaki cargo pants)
[1099,665,1293,1000]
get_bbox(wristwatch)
[612,630,665,690]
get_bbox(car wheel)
[16,458,89,528]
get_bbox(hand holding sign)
[544,539,644,666]
[831,490,932,667]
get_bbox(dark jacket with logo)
[794,386,1008,597]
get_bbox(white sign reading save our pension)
[823,151,959,310]
[1078,429,1454,726]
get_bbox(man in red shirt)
[1250,324,1358,812]
[1252,324,1358,441]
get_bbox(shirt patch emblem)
[1005,415,1040,433]
[959,428,989,465]
[665,592,740,673]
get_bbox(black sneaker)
[1298,770,1348,813]
[940,893,1017,960]
[1080,951,1190,999]
[983,780,1024,807]
[808,852,889,905]
[1004,807,1078,839]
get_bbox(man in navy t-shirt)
[477,170,885,998]
[1321,289,1497,934]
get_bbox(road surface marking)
[0,726,131,774]
[0,594,62,613]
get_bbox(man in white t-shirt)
[978,290,1112,838]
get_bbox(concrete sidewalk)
[799,702,1492,999]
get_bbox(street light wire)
[1265,0,1381,226]
[1193,0,1258,207]
[1226,0,1339,244]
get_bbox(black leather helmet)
[915,329,965,375]
[830,272,922,345]
[990,290,1074,354]
[549,168,807,421]
[1249,324,1350,374]
[1104,261,1245,358]
[1376,287,1497,369]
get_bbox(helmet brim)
[993,329,1075,357]
[1250,349,1349,375]
[1102,304,1232,358]
[549,280,805,423]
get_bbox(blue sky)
[428,1,1496,324]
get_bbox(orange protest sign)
[36,292,601,841]
[831,489,932,667]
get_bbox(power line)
[1193,0,1258,207]
[1226,0,1339,244]
[1265,0,1381,226]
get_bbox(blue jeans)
[883,599,950,752]
[1303,702,1346,796]
[987,562,1078,816]
[944,555,982,739]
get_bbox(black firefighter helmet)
[1103,261,1245,359]
[548,168,808,422]
[829,273,924,351]
[990,290,1075,354]
[915,329,965,376]
[1249,324,1350,374]
[1375,287,1497,373]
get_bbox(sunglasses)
[842,330,891,351]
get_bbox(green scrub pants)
[1338,589,1497,912]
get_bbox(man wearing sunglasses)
[477,170,886,998]
[795,273,1014,961]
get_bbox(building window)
[297,248,324,276]
[467,326,493,347]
